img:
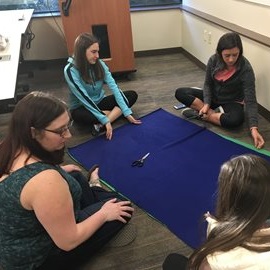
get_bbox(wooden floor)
[1,53,270,270]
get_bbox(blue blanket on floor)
[68,108,270,248]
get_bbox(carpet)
[68,108,270,248]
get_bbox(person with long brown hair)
[175,32,264,149]
[0,91,135,270]
[64,33,141,140]
[163,154,270,269]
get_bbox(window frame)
[0,0,182,17]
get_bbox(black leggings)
[162,253,188,270]
[71,90,138,125]
[37,171,131,270]
[175,87,245,129]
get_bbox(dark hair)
[216,32,243,66]
[0,91,68,176]
[189,154,270,269]
[73,32,104,83]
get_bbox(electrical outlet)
[208,32,212,44]
[203,30,207,42]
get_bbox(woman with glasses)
[0,91,135,270]
[64,32,141,140]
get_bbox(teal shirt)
[64,57,133,125]
[0,162,82,270]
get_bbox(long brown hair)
[0,91,68,176]
[216,32,243,68]
[189,154,270,269]
[73,32,104,83]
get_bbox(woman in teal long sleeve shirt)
[64,33,141,140]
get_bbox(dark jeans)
[175,87,244,128]
[71,90,138,125]
[37,171,131,270]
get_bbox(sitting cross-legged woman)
[0,91,135,270]
[64,33,141,140]
[175,32,264,149]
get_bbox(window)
[0,0,182,15]
[130,0,181,8]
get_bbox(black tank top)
[0,162,81,269]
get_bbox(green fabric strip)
[219,134,270,157]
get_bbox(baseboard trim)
[134,47,183,57]
[181,49,206,71]
[258,104,270,121]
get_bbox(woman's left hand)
[126,115,142,124]
[251,128,265,149]
[61,164,82,173]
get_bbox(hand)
[251,128,265,149]
[61,164,82,173]
[126,115,142,125]
[100,198,134,223]
[105,122,113,140]
[199,104,210,117]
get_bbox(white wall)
[182,0,270,110]
[23,17,68,60]
[22,9,182,60]
[183,0,270,37]
[131,10,182,51]
[22,2,270,110]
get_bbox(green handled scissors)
[131,152,150,167]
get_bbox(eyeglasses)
[43,120,73,137]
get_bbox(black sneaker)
[181,108,200,119]
[91,124,105,136]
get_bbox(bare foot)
[88,165,102,187]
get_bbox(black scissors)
[131,153,150,167]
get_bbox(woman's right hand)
[126,115,142,125]
[199,104,210,116]
[251,128,265,149]
[100,198,134,223]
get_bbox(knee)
[126,90,138,106]
[132,90,138,101]
[220,113,244,128]
[116,198,133,222]
[175,88,185,100]
[175,88,195,107]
